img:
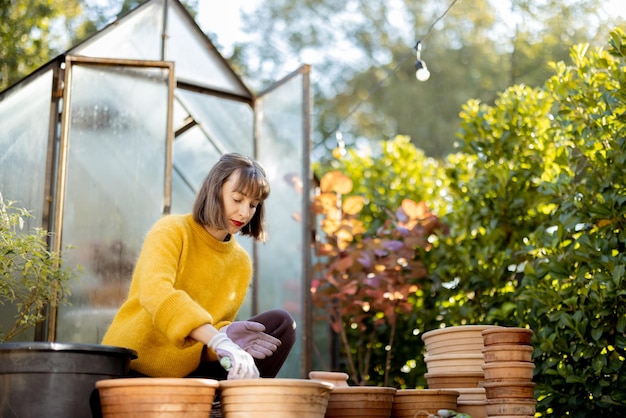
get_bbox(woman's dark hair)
[192,153,270,241]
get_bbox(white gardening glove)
[207,332,260,379]
[221,321,281,359]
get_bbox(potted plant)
[311,171,444,386]
[0,193,75,343]
[0,194,137,418]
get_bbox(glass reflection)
[256,73,306,377]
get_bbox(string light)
[333,131,346,159]
[414,41,430,82]
[325,0,462,153]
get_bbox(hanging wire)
[327,0,462,153]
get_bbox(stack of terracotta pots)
[421,325,499,418]
[481,327,536,417]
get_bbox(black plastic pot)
[0,342,137,418]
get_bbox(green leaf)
[591,327,603,342]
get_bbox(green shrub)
[311,29,626,415]
[431,29,626,415]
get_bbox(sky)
[197,0,259,55]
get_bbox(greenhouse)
[0,0,312,377]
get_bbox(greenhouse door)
[254,65,313,377]
[51,56,174,342]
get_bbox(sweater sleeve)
[133,216,213,348]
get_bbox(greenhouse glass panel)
[56,63,170,343]
[0,69,56,342]
[170,160,198,216]
[72,0,163,61]
[166,3,249,96]
[0,69,53,225]
[177,89,253,155]
[172,94,191,134]
[173,125,221,191]
[255,70,310,377]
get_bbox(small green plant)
[0,194,76,342]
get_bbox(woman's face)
[221,170,260,236]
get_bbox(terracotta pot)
[456,400,487,418]
[423,340,485,356]
[482,344,533,363]
[482,362,535,381]
[219,378,333,418]
[309,371,350,388]
[481,327,533,346]
[325,386,396,418]
[455,387,486,402]
[96,377,219,418]
[424,372,484,389]
[391,389,458,418]
[483,380,536,399]
[422,325,499,356]
[485,398,536,416]
[455,388,487,418]
[424,353,485,374]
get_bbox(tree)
[519,30,626,416]
[0,0,84,90]
[428,29,626,415]
[234,0,623,160]
[312,28,626,414]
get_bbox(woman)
[102,153,296,380]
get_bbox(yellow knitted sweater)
[102,214,252,377]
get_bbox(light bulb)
[415,60,430,81]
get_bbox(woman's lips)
[231,220,244,227]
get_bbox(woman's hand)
[207,333,260,379]
[222,321,281,359]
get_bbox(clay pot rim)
[422,325,501,340]
[486,398,537,405]
[308,371,349,379]
[450,388,486,393]
[482,344,533,352]
[481,327,534,336]
[482,362,535,370]
[424,371,484,377]
[331,386,396,394]
[394,389,459,396]
[424,353,484,361]
[96,377,219,389]
[219,378,333,390]
[483,380,536,388]
[458,400,487,405]
[425,338,485,344]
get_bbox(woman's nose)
[239,205,251,218]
